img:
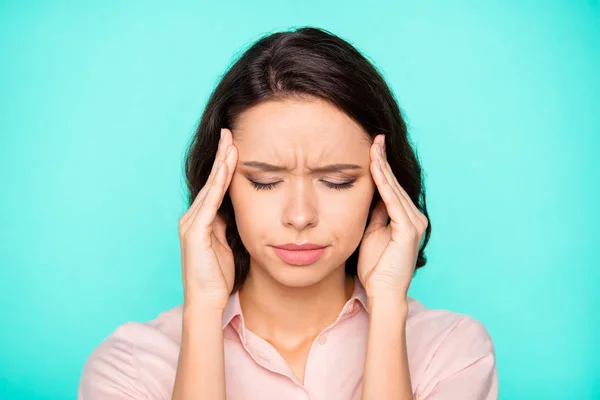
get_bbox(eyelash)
[250,180,356,191]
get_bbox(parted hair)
[183,26,431,293]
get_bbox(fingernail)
[220,128,224,141]
[225,145,232,157]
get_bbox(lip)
[272,243,326,251]
[271,243,327,265]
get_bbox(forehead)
[231,98,372,156]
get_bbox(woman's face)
[228,96,376,287]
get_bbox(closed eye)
[250,180,356,191]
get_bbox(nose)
[281,178,318,230]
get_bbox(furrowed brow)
[240,161,362,173]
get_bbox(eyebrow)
[240,161,363,173]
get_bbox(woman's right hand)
[178,128,238,311]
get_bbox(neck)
[238,264,355,347]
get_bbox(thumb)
[212,212,229,248]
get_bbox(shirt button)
[318,334,327,345]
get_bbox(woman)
[79,27,497,399]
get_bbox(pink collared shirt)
[78,276,498,399]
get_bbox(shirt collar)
[222,275,370,330]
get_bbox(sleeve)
[419,316,498,400]
[78,333,149,399]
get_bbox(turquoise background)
[1,1,599,399]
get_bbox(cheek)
[325,185,375,237]
[337,176,375,211]
[228,175,273,235]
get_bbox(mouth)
[270,246,327,266]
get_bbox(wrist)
[183,299,226,324]
[365,281,409,302]
[367,294,409,317]
[184,290,229,312]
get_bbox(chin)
[267,265,330,288]
[248,247,347,288]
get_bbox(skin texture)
[228,97,374,342]
[173,95,426,398]
[224,97,375,382]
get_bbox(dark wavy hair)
[183,26,431,293]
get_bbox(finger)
[222,143,238,190]
[391,174,428,230]
[210,144,238,250]
[370,155,411,231]
[197,128,236,217]
[379,135,426,228]
[205,128,232,188]
[370,136,406,217]
[376,136,402,197]
[181,129,230,230]
[375,135,426,232]
[378,152,420,229]
[190,159,228,238]
[374,135,407,207]
[381,136,425,227]
[189,142,236,227]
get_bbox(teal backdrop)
[1,1,598,399]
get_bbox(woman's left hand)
[357,134,429,299]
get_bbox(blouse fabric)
[78,276,498,399]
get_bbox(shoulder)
[78,305,184,399]
[405,297,498,399]
[406,296,494,352]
